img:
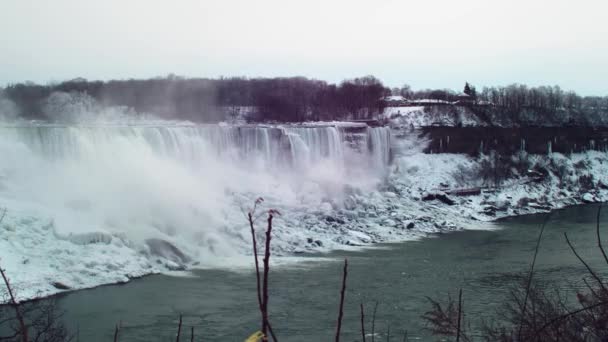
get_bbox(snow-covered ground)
[1,123,607,303]
[384,106,486,127]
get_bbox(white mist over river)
[0,121,399,298]
[2,115,608,302]
[55,204,608,341]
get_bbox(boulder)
[422,192,455,205]
[51,282,71,290]
[325,216,345,224]
[145,238,191,265]
[582,193,596,203]
[482,205,497,216]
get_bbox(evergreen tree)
[464,82,477,98]
[464,82,472,95]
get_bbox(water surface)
[58,204,608,341]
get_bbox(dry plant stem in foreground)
[113,324,119,342]
[0,266,29,342]
[456,289,462,342]
[248,199,279,342]
[518,214,551,340]
[360,303,366,342]
[175,314,182,342]
[334,259,348,342]
[371,301,378,342]
[248,210,263,312]
[595,204,608,266]
[0,207,29,342]
[564,232,606,291]
[261,212,274,341]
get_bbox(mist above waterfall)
[0,118,391,265]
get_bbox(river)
[54,203,608,341]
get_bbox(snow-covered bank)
[1,122,607,302]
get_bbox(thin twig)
[582,277,599,298]
[595,204,608,266]
[533,300,608,338]
[0,208,6,225]
[360,303,366,342]
[0,208,27,342]
[267,323,278,342]
[248,212,263,315]
[0,264,28,342]
[335,259,348,342]
[402,330,408,342]
[371,301,378,342]
[190,326,194,342]
[564,232,606,291]
[518,214,550,340]
[176,314,182,342]
[113,324,119,342]
[262,211,274,341]
[456,289,462,342]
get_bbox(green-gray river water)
[57,204,608,341]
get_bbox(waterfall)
[5,124,390,172]
[367,126,391,169]
[0,122,392,261]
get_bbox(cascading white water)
[0,122,391,264]
[367,126,391,168]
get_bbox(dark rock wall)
[422,127,608,155]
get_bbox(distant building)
[453,93,475,105]
[409,99,451,105]
[381,95,410,106]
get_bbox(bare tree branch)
[564,232,606,291]
[334,259,347,342]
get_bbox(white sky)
[1,0,607,94]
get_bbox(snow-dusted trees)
[3,77,607,125]
[3,76,390,123]
[463,82,477,98]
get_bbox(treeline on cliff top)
[1,75,607,125]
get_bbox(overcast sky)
[1,0,607,94]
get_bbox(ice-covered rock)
[582,193,596,203]
[422,192,456,205]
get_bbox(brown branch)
[0,330,21,341]
[0,264,28,342]
[533,300,608,338]
[261,211,274,341]
[267,322,278,342]
[360,303,366,342]
[248,212,263,316]
[456,289,462,342]
[335,259,348,342]
[190,326,194,342]
[0,208,6,225]
[564,232,606,291]
[175,314,182,342]
[582,277,599,298]
[0,208,27,342]
[113,324,119,342]
[518,214,550,340]
[595,204,608,266]
[249,200,278,342]
[371,301,378,342]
